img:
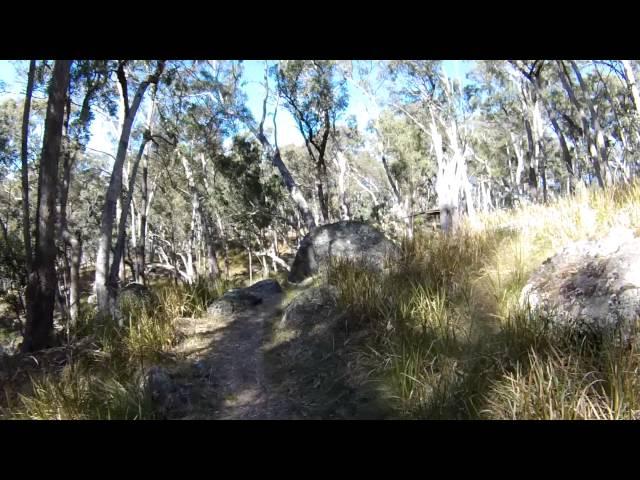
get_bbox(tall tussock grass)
[329,180,640,419]
[1,276,230,420]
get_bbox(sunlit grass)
[2,277,230,420]
[328,180,640,419]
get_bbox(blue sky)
[0,59,475,153]
[240,60,474,146]
[0,61,22,93]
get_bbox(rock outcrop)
[288,221,399,284]
[207,279,283,317]
[521,227,640,341]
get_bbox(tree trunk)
[523,66,576,187]
[316,163,330,223]
[59,147,83,325]
[556,61,605,189]
[432,116,465,233]
[203,220,220,280]
[594,63,630,175]
[570,61,610,187]
[109,137,149,290]
[21,60,36,273]
[216,213,230,280]
[136,93,157,284]
[126,159,139,282]
[180,152,219,281]
[522,92,539,200]
[334,151,350,220]
[23,60,71,353]
[246,94,315,230]
[69,231,82,325]
[547,109,574,177]
[622,60,640,120]
[95,65,159,316]
[136,159,148,285]
[257,233,269,279]
[509,132,525,195]
[269,143,315,231]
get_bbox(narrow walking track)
[165,292,296,419]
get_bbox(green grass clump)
[2,276,230,420]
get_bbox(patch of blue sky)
[0,59,479,153]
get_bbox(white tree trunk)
[622,60,640,119]
[95,66,158,316]
[333,151,350,221]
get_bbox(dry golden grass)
[328,180,640,419]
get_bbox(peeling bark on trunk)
[431,117,460,233]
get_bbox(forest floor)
[159,283,392,420]
[163,291,295,419]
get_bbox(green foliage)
[276,60,349,134]
[215,136,285,230]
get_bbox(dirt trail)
[165,293,296,419]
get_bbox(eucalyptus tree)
[56,60,114,324]
[95,60,165,317]
[151,60,230,283]
[183,60,317,231]
[20,60,36,274]
[23,60,71,352]
[387,60,476,232]
[275,60,349,224]
[377,110,435,236]
[338,61,418,236]
[213,135,290,278]
[550,60,608,188]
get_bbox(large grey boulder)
[280,285,342,332]
[244,279,283,300]
[520,227,640,342]
[207,279,283,317]
[288,221,399,283]
[138,366,185,417]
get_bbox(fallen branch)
[145,262,190,282]
[253,251,291,271]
